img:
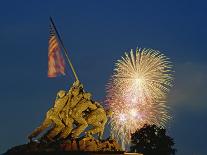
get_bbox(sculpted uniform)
[28,80,112,142]
[85,102,108,139]
[71,92,97,138]
[28,90,68,141]
[59,84,83,139]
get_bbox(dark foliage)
[130,124,176,155]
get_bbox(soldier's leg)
[60,117,74,139]
[71,116,88,138]
[28,118,52,140]
[87,126,104,140]
[99,120,107,139]
[86,125,102,136]
[86,120,106,139]
[46,117,65,140]
[98,128,104,140]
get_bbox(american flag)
[48,24,65,77]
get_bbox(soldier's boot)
[41,132,55,143]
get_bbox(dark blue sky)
[0,1,207,154]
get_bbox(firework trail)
[106,48,173,147]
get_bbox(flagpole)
[49,17,79,82]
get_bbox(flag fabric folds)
[48,24,65,77]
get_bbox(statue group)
[28,81,111,142]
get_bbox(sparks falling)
[106,48,173,146]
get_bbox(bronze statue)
[28,81,110,142]
[28,90,69,141]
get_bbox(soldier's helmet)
[57,90,66,98]
[73,80,83,90]
[72,87,80,96]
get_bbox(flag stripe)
[48,24,65,77]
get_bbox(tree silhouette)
[130,124,176,155]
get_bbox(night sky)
[0,1,207,154]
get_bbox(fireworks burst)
[106,48,173,147]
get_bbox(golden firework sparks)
[106,48,173,146]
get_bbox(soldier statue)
[28,81,111,142]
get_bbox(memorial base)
[5,137,125,155]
